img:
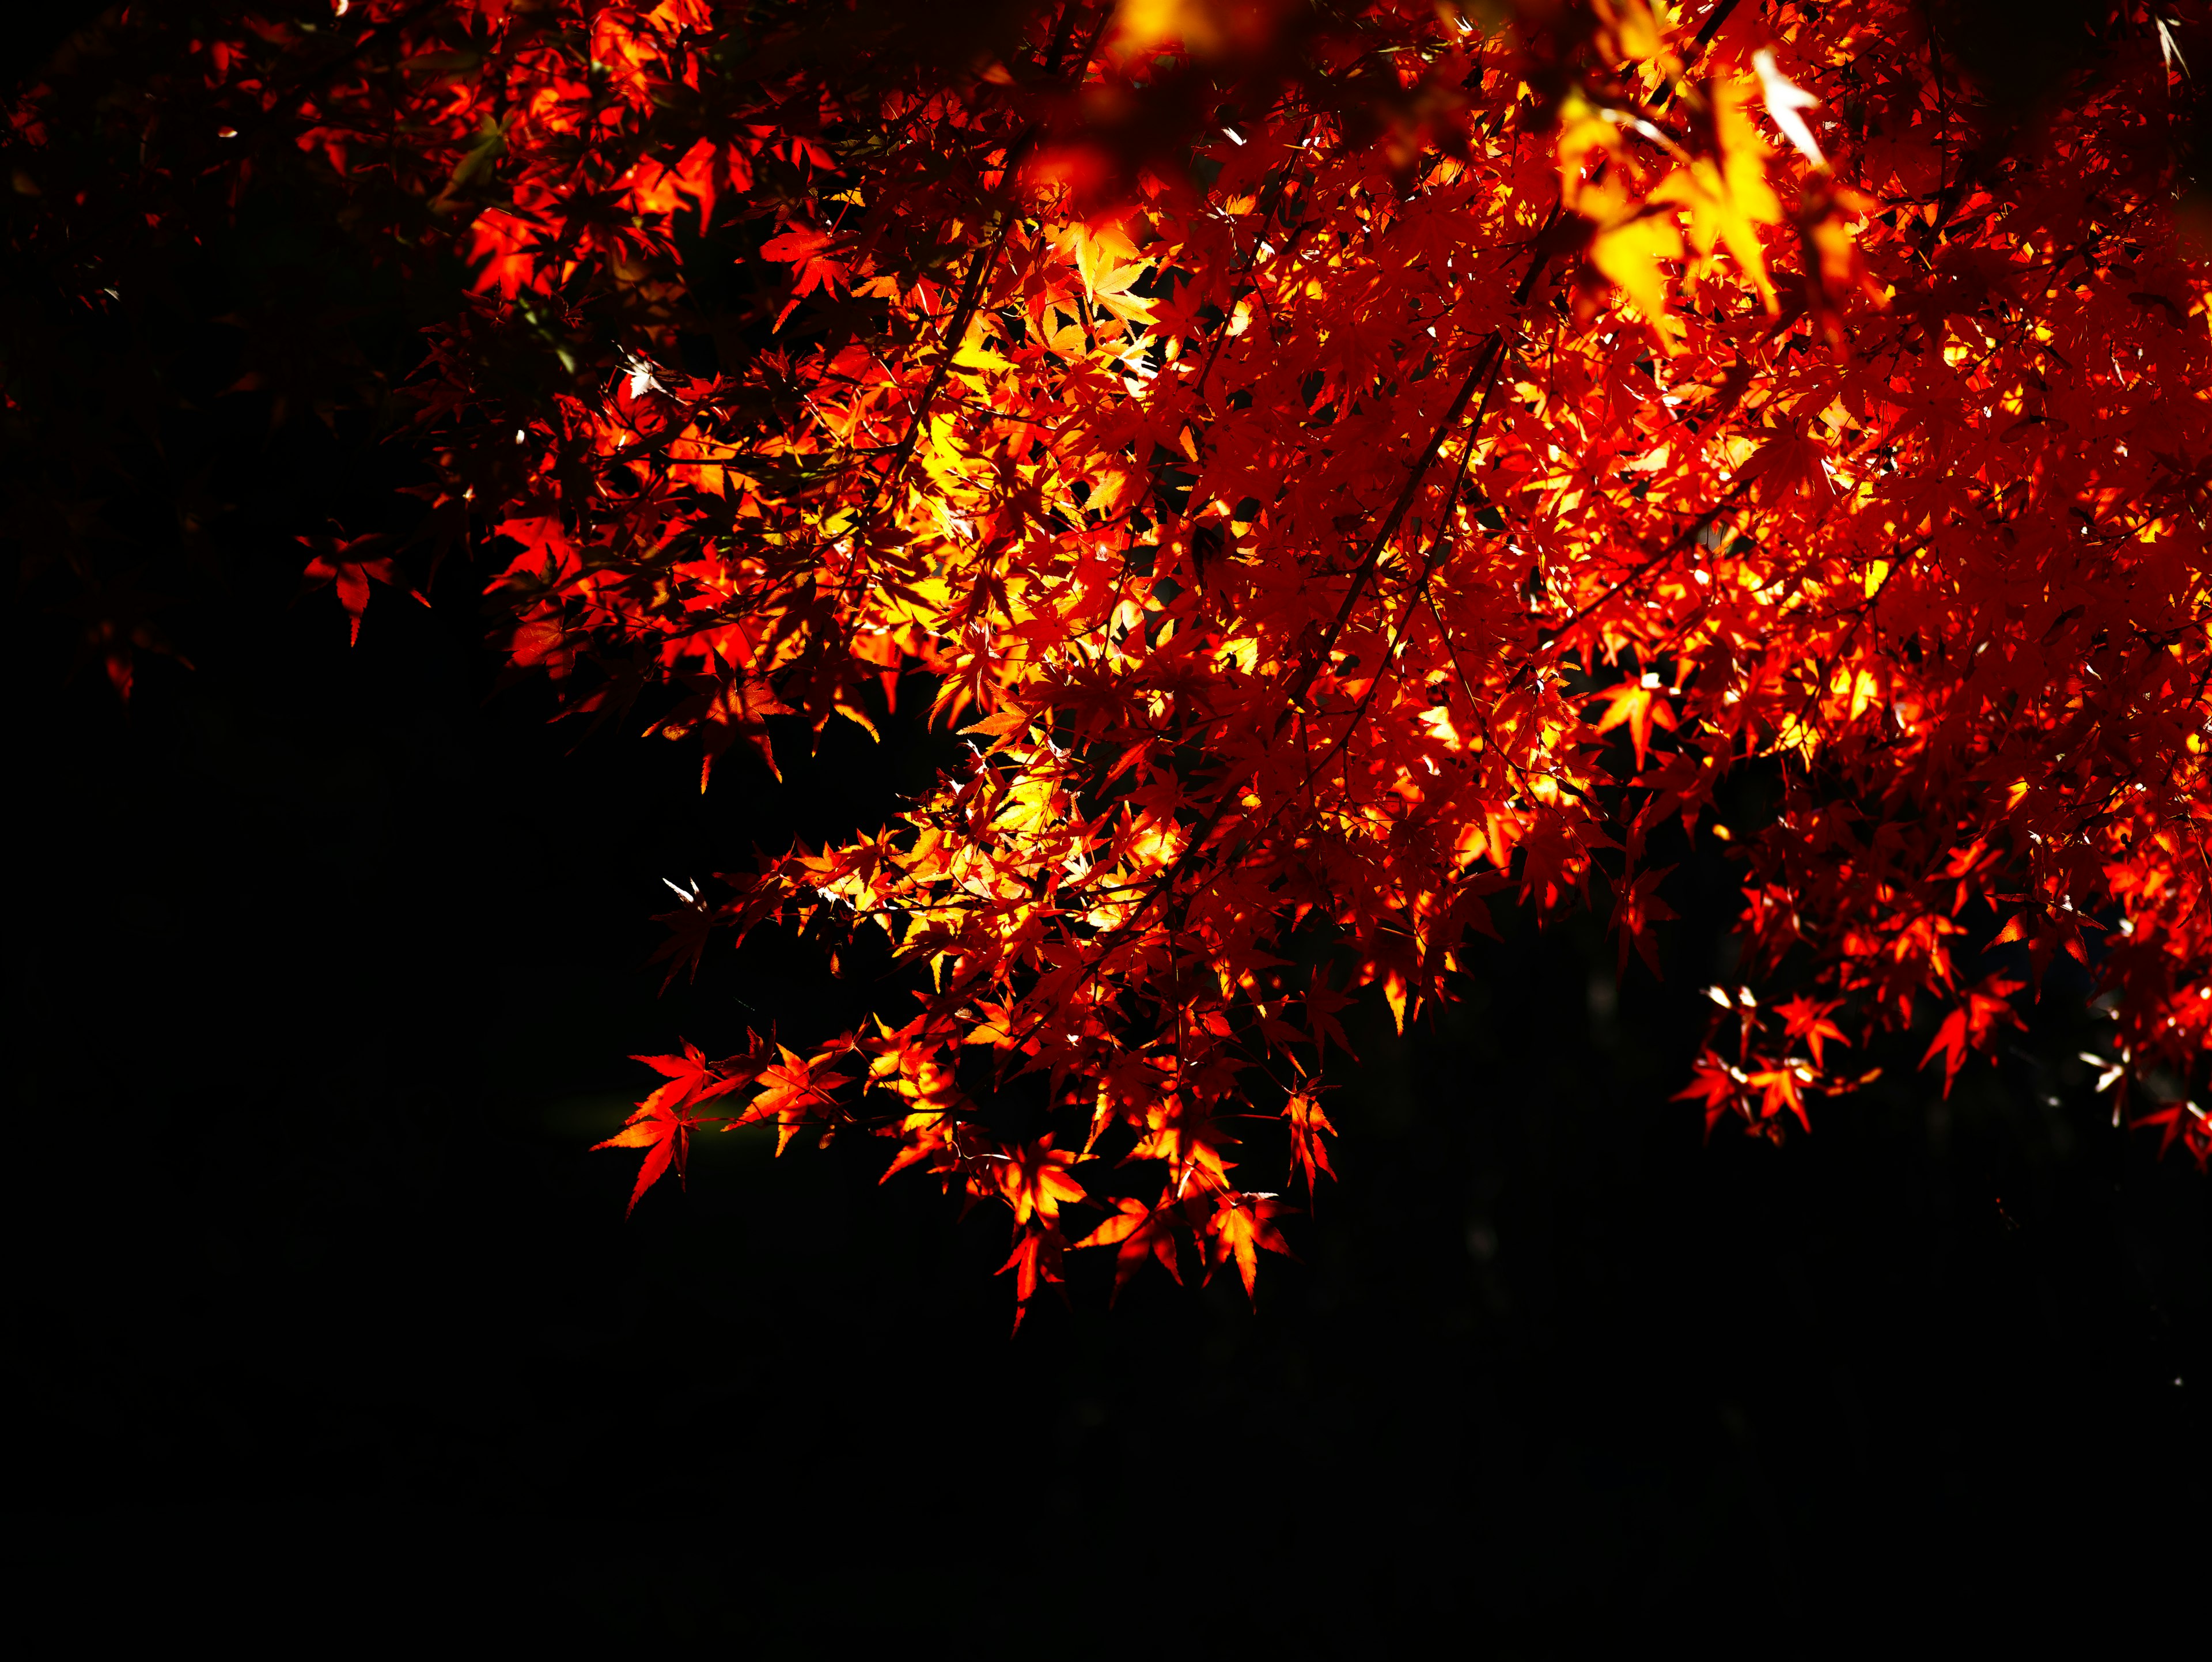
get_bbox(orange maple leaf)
[995,1136,1088,1225]
[1202,1192,1295,1300]
[1592,676,1679,773]
[1285,1088,1339,1196]
[1073,1197,1184,1301]
[737,1046,847,1154]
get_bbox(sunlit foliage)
[13,0,2212,1324]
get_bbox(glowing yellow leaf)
[1590,209,1685,351]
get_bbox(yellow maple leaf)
[1590,207,1686,351]
[1556,93,1631,224]
[1649,79,1782,312]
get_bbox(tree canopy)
[11,0,2212,1327]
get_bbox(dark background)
[9,524,2207,1649]
[5,3,2208,1648]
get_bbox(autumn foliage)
[12,0,2212,1326]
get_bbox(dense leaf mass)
[12,0,2212,1323]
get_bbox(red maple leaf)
[594,1040,758,1214]
[759,224,849,328]
[1773,994,1849,1070]
[296,533,426,647]
[1072,1197,1184,1302]
[1607,864,1679,978]
[1919,975,2027,1099]
[997,1222,1067,1332]
[1675,1050,1743,1138]
[1301,970,1358,1066]
[1285,1087,1339,1196]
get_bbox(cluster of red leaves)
[16,1,2212,1322]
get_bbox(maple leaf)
[1285,1088,1339,1196]
[1592,675,1679,772]
[1919,976,2027,1098]
[1590,208,1688,354]
[1648,81,1783,311]
[297,533,427,647]
[646,877,721,990]
[1073,1197,1184,1302]
[56,570,194,702]
[1736,427,1836,508]
[657,670,796,790]
[997,1222,1067,1332]
[1773,994,1849,1070]
[1744,1063,1812,1134]
[1751,49,1826,170]
[2130,1100,2212,1172]
[1202,1192,1295,1300]
[1301,970,1358,1067]
[759,224,849,328]
[1992,907,2099,989]
[995,1136,1088,1225]
[1127,1093,1241,1195]
[594,1041,756,1215]
[1675,1050,1743,1139]
[736,1046,847,1154]
[1607,864,1679,978]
